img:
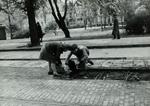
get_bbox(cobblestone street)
[0,29,149,105]
[0,67,150,106]
[0,58,150,69]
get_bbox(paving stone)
[0,67,150,105]
[121,60,134,68]
[0,59,150,70]
[101,60,115,68]
[133,60,145,68]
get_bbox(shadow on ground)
[1,67,150,82]
[54,69,150,82]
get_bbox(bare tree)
[10,0,46,46]
[0,0,15,39]
[25,0,40,46]
[48,0,70,38]
[0,0,47,46]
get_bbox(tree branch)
[0,6,8,14]
[63,0,68,20]
[97,0,104,8]
[48,0,59,22]
[53,0,63,20]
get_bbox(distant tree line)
[0,0,150,46]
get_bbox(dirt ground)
[86,70,150,81]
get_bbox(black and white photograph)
[0,0,150,105]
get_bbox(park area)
[0,0,150,106]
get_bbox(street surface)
[0,29,150,105]
[0,47,150,71]
[0,47,149,59]
[0,67,150,106]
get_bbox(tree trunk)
[26,0,40,46]
[100,15,104,31]
[84,19,87,30]
[42,7,47,24]
[104,16,107,29]
[62,26,70,38]
[54,16,70,38]
[6,0,13,39]
[59,21,70,38]
[8,13,13,39]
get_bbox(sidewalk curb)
[0,58,149,71]
[0,44,150,51]
[88,44,150,49]
[0,48,40,51]
[0,57,149,61]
